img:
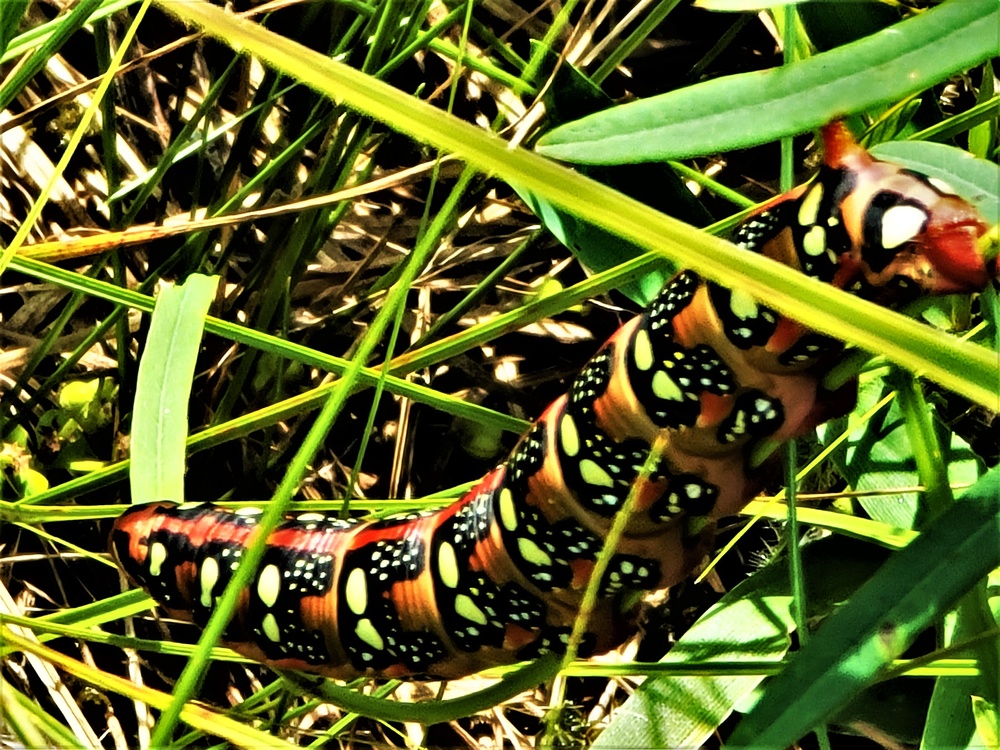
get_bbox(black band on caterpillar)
[111,123,993,681]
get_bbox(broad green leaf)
[921,569,1000,748]
[972,697,1000,747]
[517,43,707,304]
[130,274,218,504]
[728,467,1000,747]
[820,375,983,529]
[798,0,903,52]
[518,176,675,305]
[593,537,891,749]
[535,0,999,163]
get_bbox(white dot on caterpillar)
[257,564,281,608]
[345,567,367,616]
[262,613,280,642]
[148,542,167,577]
[235,507,263,517]
[927,177,958,196]
[176,502,205,511]
[728,289,759,320]
[438,541,460,589]
[881,204,927,249]
[803,225,826,256]
[730,411,747,437]
[199,557,219,608]
[296,512,326,522]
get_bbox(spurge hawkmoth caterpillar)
[112,123,994,680]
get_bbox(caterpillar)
[111,123,993,681]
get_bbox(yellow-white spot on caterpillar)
[262,612,281,642]
[633,328,654,371]
[199,556,219,608]
[176,502,205,511]
[345,567,367,616]
[355,618,384,650]
[927,177,957,196]
[499,488,518,532]
[148,542,167,577]
[652,370,683,402]
[517,537,552,567]
[454,594,488,625]
[296,512,326,522]
[560,413,580,458]
[438,541,459,589]
[235,506,263,516]
[579,459,614,488]
[798,184,823,227]
[257,564,281,608]
[881,204,927,249]
[728,289,758,320]
[802,225,827,257]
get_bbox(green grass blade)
[130,274,218,504]
[0,0,105,111]
[728,467,1000,747]
[536,0,1000,162]
[282,655,561,724]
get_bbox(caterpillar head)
[822,122,994,299]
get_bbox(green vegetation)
[0,0,997,747]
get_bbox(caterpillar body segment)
[112,123,993,680]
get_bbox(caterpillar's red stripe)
[111,123,993,680]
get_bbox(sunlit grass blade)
[130,274,218,504]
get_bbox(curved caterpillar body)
[112,123,993,680]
